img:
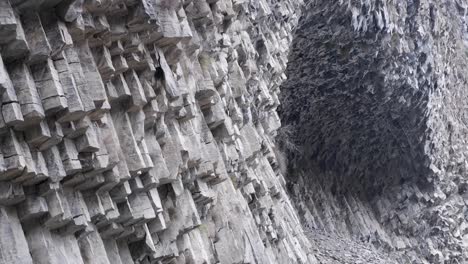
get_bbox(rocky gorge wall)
[281,0,468,263]
[0,0,316,263]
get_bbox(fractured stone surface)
[0,0,314,263]
[281,1,468,263]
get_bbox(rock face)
[281,0,468,263]
[0,0,315,263]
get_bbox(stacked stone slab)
[0,0,315,263]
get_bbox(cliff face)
[4,0,467,263]
[281,0,468,263]
[0,0,314,263]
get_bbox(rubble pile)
[0,0,314,263]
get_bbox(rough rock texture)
[281,0,468,263]
[0,0,315,263]
[307,229,397,264]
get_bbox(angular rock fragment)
[31,59,68,114]
[8,62,45,126]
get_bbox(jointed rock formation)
[4,0,468,263]
[281,0,468,263]
[0,0,314,263]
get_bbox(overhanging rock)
[281,1,468,263]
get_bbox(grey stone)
[0,1,313,263]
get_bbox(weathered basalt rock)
[0,0,315,263]
[281,0,468,263]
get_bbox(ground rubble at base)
[306,228,398,264]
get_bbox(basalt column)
[281,1,468,263]
[0,0,315,263]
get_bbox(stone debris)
[306,228,397,264]
[0,0,316,263]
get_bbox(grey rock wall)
[0,0,315,263]
[281,0,468,263]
